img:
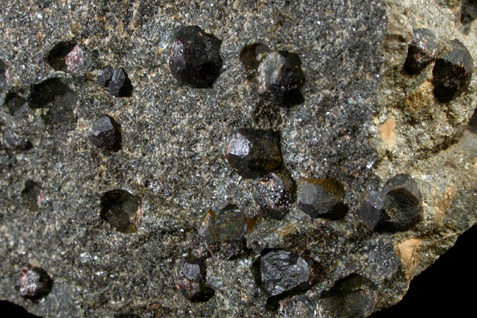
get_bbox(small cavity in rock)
[225,128,283,179]
[198,204,251,259]
[174,254,215,302]
[254,170,296,219]
[16,264,53,299]
[240,43,271,77]
[403,29,438,75]
[257,50,305,107]
[433,39,473,102]
[90,114,121,151]
[4,91,27,116]
[316,274,377,318]
[21,180,43,210]
[100,190,142,233]
[169,26,223,88]
[28,78,77,127]
[46,41,78,71]
[297,178,348,220]
[376,174,423,232]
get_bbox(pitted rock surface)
[0,1,476,317]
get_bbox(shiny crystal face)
[257,250,316,302]
[17,265,52,299]
[226,133,251,157]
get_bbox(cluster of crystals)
[357,174,423,232]
[404,29,473,102]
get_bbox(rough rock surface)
[0,1,475,317]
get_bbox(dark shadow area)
[0,301,42,318]
[0,59,7,92]
[370,225,476,317]
[468,107,477,134]
[461,0,477,25]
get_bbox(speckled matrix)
[0,1,476,317]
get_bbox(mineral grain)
[198,204,249,259]
[257,51,305,107]
[169,26,222,88]
[254,170,296,219]
[377,174,423,232]
[46,42,77,71]
[90,114,121,151]
[433,39,473,102]
[174,255,214,302]
[297,178,348,220]
[16,265,52,300]
[403,29,438,75]
[256,250,317,302]
[225,128,283,178]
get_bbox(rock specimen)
[257,50,305,107]
[174,255,214,302]
[432,39,473,102]
[376,174,423,232]
[297,178,348,220]
[99,190,142,233]
[97,67,132,97]
[2,128,32,150]
[16,264,53,299]
[253,170,296,219]
[90,114,121,151]
[169,26,222,88]
[403,29,438,75]
[255,250,318,307]
[225,128,282,178]
[198,204,249,259]
[1,1,476,318]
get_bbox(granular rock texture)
[0,1,476,317]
